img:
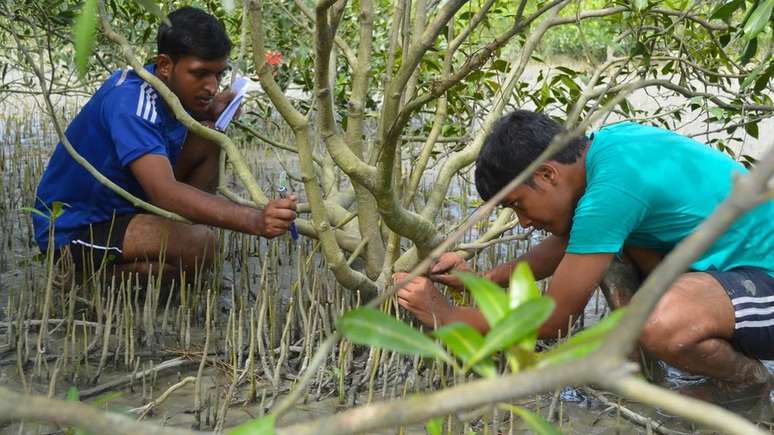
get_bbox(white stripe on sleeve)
[136,82,147,117]
[736,318,774,329]
[731,295,774,305]
[735,306,774,319]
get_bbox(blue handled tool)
[277,171,299,240]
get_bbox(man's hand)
[394,272,451,328]
[255,194,297,238]
[428,252,470,291]
[205,88,241,122]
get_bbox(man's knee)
[639,274,728,358]
[178,225,217,270]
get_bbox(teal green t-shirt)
[566,122,774,277]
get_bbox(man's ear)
[156,54,173,81]
[534,163,559,186]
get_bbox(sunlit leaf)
[433,323,496,378]
[228,414,275,435]
[466,297,555,368]
[338,308,453,364]
[502,405,562,435]
[538,309,626,368]
[632,0,648,12]
[425,417,443,435]
[509,262,540,309]
[508,262,541,353]
[743,0,774,39]
[73,0,98,78]
[456,272,509,326]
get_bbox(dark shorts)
[707,268,774,360]
[62,214,135,270]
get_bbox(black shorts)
[707,268,774,360]
[62,214,135,270]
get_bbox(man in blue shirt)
[396,110,774,391]
[34,7,296,278]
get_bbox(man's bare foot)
[712,359,773,395]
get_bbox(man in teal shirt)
[396,110,774,390]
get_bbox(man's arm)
[483,235,568,285]
[537,252,613,338]
[430,235,568,289]
[130,154,294,237]
[398,252,613,336]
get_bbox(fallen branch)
[583,386,687,435]
[130,376,196,419]
[79,357,197,400]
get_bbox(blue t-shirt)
[567,122,774,277]
[33,65,188,250]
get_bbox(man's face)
[157,55,229,119]
[499,165,578,237]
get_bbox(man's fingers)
[270,198,297,210]
[431,254,459,273]
[267,208,296,221]
[429,273,454,284]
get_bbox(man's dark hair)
[474,110,588,201]
[157,7,232,61]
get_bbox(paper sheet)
[214,75,248,131]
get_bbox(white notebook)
[214,75,248,131]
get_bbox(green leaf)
[632,0,648,12]
[134,0,164,19]
[711,0,745,22]
[743,0,774,39]
[52,201,70,219]
[425,417,443,435]
[66,386,80,401]
[64,387,91,435]
[740,57,769,90]
[509,262,540,309]
[20,207,49,220]
[228,415,275,435]
[456,272,509,326]
[466,298,555,368]
[741,37,758,63]
[503,405,562,435]
[745,121,759,139]
[538,309,626,368]
[338,308,453,364]
[433,323,497,378]
[73,0,98,78]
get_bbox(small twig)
[583,386,687,435]
[130,376,196,420]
